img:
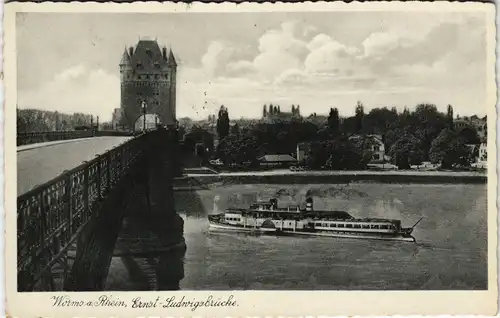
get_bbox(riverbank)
[179,169,487,186]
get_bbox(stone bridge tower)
[119,38,177,130]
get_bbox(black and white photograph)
[6,1,497,316]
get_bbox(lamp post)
[141,101,147,133]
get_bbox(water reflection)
[106,177,203,291]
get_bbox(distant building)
[120,38,177,130]
[305,114,327,126]
[262,104,301,123]
[467,140,487,168]
[473,140,488,163]
[111,108,122,129]
[349,134,388,163]
[479,142,487,161]
[454,115,487,139]
[297,142,309,162]
[178,117,193,129]
[258,154,297,168]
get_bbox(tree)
[341,116,358,134]
[447,104,454,129]
[17,112,27,133]
[276,130,291,153]
[230,123,240,135]
[429,128,474,169]
[354,101,365,133]
[263,105,267,118]
[304,141,329,169]
[327,108,339,134]
[388,133,424,169]
[269,104,274,115]
[457,127,480,145]
[17,109,96,132]
[324,140,366,170]
[349,135,378,167]
[291,105,295,115]
[403,107,410,117]
[217,132,258,165]
[216,105,230,139]
[307,136,368,170]
[408,104,447,160]
[362,107,399,134]
[184,125,214,155]
[277,105,281,114]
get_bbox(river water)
[175,183,487,290]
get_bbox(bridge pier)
[64,164,141,291]
[145,128,186,290]
[104,128,186,290]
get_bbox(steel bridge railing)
[17,131,95,146]
[17,130,135,146]
[17,132,150,288]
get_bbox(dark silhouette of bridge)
[17,127,186,291]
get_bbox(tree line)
[183,102,486,170]
[17,109,103,133]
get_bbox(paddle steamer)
[208,198,420,242]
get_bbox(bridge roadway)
[17,136,133,196]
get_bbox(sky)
[17,11,489,122]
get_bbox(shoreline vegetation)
[183,103,487,173]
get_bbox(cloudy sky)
[17,11,488,121]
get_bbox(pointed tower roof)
[120,48,131,65]
[130,39,166,72]
[168,49,177,66]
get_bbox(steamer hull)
[208,198,418,243]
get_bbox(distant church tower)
[119,38,177,129]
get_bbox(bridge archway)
[134,113,161,132]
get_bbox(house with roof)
[258,154,297,168]
[472,137,487,165]
[296,142,309,163]
[348,134,388,163]
[454,115,487,139]
[465,136,487,168]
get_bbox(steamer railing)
[17,132,149,289]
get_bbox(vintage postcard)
[4,1,498,317]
